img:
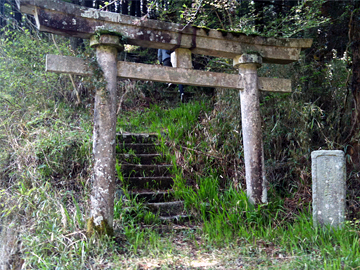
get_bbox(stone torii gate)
[18,0,312,233]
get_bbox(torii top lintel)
[19,0,312,64]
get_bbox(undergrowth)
[116,101,210,141]
[114,100,360,269]
[1,27,360,269]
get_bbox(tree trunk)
[83,0,93,8]
[122,0,129,14]
[130,0,136,16]
[12,0,21,24]
[136,0,141,16]
[350,6,360,135]
[70,0,85,51]
[0,0,5,27]
[142,0,147,15]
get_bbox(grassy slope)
[3,101,359,269]
[1,30,360,269]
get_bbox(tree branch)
[181,0,204,31]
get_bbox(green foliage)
[0,29,69,107]
[172,172,360,268]
[0,183,122,269]
[1,0,360,268]
[0,27,96,188]
[0,28,96,267]
[235,0,330,37]
[174,172,276,242]
[160,0,329,38]
[31,111,92,179]
[117,100,210,143]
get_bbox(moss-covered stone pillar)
[233,54,267,205]
[87,35,123,235]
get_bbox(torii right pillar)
[234,54,267,205]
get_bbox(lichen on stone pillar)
[171,48,193,69]
[87,34,123,236]
[234,53,267,205]
[312,150,346,228]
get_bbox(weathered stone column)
[171,48,192,102]
[171,48,193,69]
[87,35,123,234]
[233,54,267,205]
[312,150,346,228]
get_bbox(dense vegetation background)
[1,0,360,268]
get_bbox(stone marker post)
[87,35,123,234]
[233,54,267,205]
[312,150,346,228]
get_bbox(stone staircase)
[162,90,194,103]
[116,133,188,222]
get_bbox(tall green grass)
[117,100,360,269]
[117,101,209,142]
[1,96,359,269]
[172,166,360,269]
[0,35,358,269]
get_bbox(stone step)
[121,176,174,189]
[162,91,195,97]
[159,214,191,224]
[162,91,195,103]
[121,164,172,177]
[117,143,160,154]
[117,133,158,144]
[117,154,164,165]
[129,190,175,203]
[146,201,184,216]
[116,131,188,224]
[121,205,190,224]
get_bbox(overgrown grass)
[1,29,360,269]
[3,177,360,269]
[117,100,360,268]
[175,173,360,268]
[114,101,360,269]
[117,101,210,142]
[2,98,360,269]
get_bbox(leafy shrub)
[0,28,94,186]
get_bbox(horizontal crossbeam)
[46,54,291,92]
[19,0,312,64]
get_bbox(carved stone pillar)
[88,35,123,234]
[234,54,267,205]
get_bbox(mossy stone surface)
[87,217,114,237]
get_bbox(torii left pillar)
[87,35,123,235]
